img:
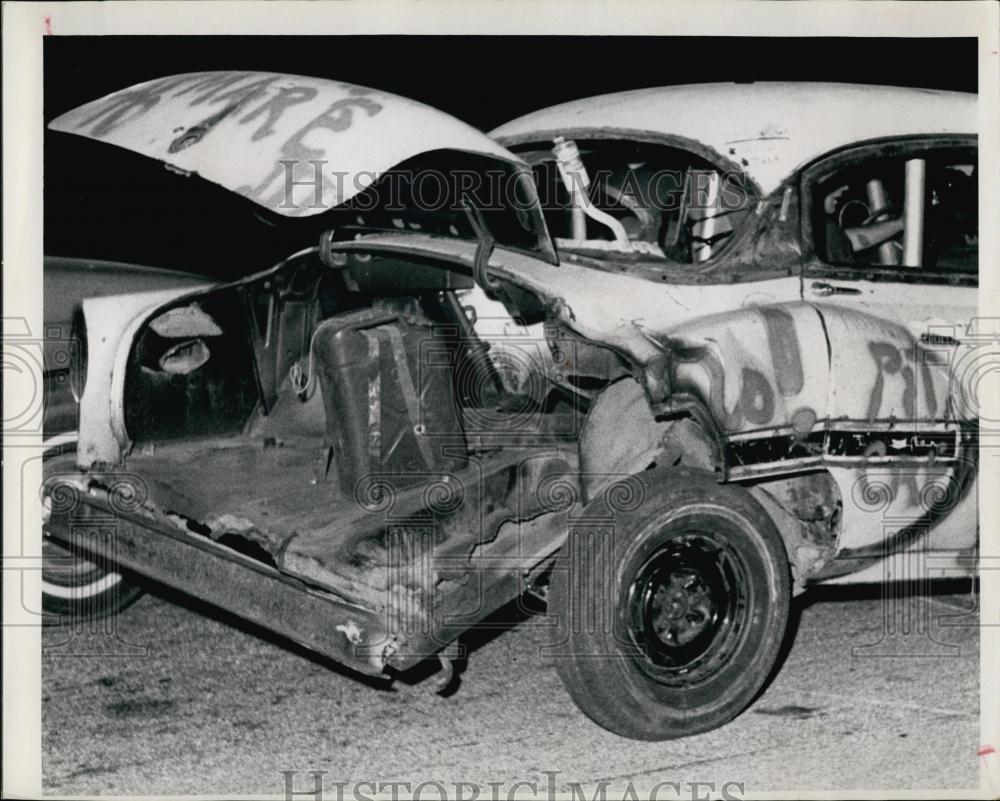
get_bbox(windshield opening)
[337,150,553,261]
[513,139,753,265]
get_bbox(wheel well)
[579,378,721,502]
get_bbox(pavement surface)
[42,581,981,797]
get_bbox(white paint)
[903,157,926,267]
[335,234,801,365]
[77,287,208,468]
[49,71,525,219]
[827,462,970,553]
[39,572,120,600]
[809,280,977,345]
[493,83,975,195]
[816,547,976,586]
[336,620,363,644]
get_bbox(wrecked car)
[42,74,978,741]
[41,257,219,619]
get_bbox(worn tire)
[41,435,144,625]
[550,467,790,740]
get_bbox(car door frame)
[793,134,979,556]
[797,134,978,331]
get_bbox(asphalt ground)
[41,581,980,797]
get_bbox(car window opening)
[518,138,752,266]
[815,149,977,273]
[551,137,637,252]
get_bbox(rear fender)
[579,378,721,502]
[656,303,831,438]
[76,287,211,468]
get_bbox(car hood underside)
[48,71,529,219]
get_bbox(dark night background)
[44,36,976,275]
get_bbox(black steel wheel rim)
[623,531,750,687]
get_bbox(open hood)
[48,71,550,239]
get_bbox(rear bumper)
[46,495,394,678]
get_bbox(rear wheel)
[42,435,143,625]
[550,467,790,740]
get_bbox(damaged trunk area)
[62,248,596,673]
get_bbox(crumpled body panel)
[658,303,830,436]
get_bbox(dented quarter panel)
[655,303,831,437]
[332,234,977,560]
[48,71,524,218]
[808,306,975,553]
[818,305,952,424]
[329,234,802,366]
[327,237,824,439]
[334,235,826,440]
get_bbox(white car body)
[41,77,980,736]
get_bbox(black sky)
[44,36,976,130]
[42,36,976,274]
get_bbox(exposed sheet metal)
[49,71,525,218]
[325,233,802,366]
[149,304,223,338]
[44,493,393,676]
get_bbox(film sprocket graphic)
[922,318,1000,435]
[2,318,82,442]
